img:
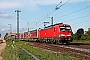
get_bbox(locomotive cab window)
[60,26,71,31]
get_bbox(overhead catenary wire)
[55,0,70,10]
[63,14,90,23]
[37,0,70,23]
[34,0,70,28]
[54,0,89,17]
[37,10,56,23]
[55,5,90,20]
[20,0,90,33]
[13,0,90,31]
[26,0,57,24]
[10,0,70,29]
[71,19,90,25]
[24,0,89,23]
[53,0,90,27]
[45,1,90,29]
[18,1,90,28]
[17,0,60,29]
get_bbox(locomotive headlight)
[61,34,65,36]
[67,34,71,36]
[59,34,65,37]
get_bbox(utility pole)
[8,24,12,34]
[47,17,54,27]
[27,22,29,40]
[51,17,53,26]
[15,10,21,40]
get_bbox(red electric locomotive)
[38,23,73,44]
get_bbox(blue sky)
[0,0,90,37]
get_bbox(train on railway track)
[5,23,73,44]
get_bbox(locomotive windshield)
[60,26,71,31]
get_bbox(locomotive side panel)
[53,25,60,38]
[39,28,54,38]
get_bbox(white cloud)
[1,29,5,32]
[0,12,14,18]
[25,0,88,6]
[0,0,87,9]
[29,0,60,5]
[0,2,22,9]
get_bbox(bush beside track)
[72,40,90,44]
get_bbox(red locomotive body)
[39,27,54,38]
[38,23,72,44]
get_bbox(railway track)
[19,46,39,60]
[29,42,90,60]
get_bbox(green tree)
[72,33,77,40]
[76,28,84,40]
[85,28,90,40]
[81,34,87,40]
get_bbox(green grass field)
[1,40,86,60]
[1,40,34,60]
[72,40,90,44]
[16,41,85,60]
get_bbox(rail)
[19,46,39,60]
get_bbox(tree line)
[72,28,90,40]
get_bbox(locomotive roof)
[45,23,63,28]
[44,23,70,29]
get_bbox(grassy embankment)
[1,40,86,60]
[16,41,85,60]
[1,40,34,60]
